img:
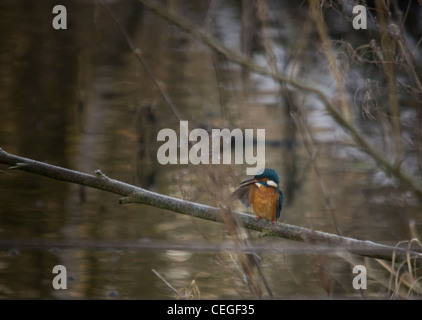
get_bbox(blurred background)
[0,0,421,299]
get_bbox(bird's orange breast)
[249,184,279,221]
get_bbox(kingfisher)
[231,168,284,223]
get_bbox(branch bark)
[1,148,421,267]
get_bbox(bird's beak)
[239,177,258,186]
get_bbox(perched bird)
[231,168,284,222]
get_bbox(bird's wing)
[231,183,255,207]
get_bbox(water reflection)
[0,0,421,299]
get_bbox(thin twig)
[152,269,182,298]
[99,0,183,121]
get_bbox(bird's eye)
[267,180,278,188]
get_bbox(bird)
[231,168,284,223]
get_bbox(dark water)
[0,0,421,299]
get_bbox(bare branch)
[1,148,421,267]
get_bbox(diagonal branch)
[1,148,421,267]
